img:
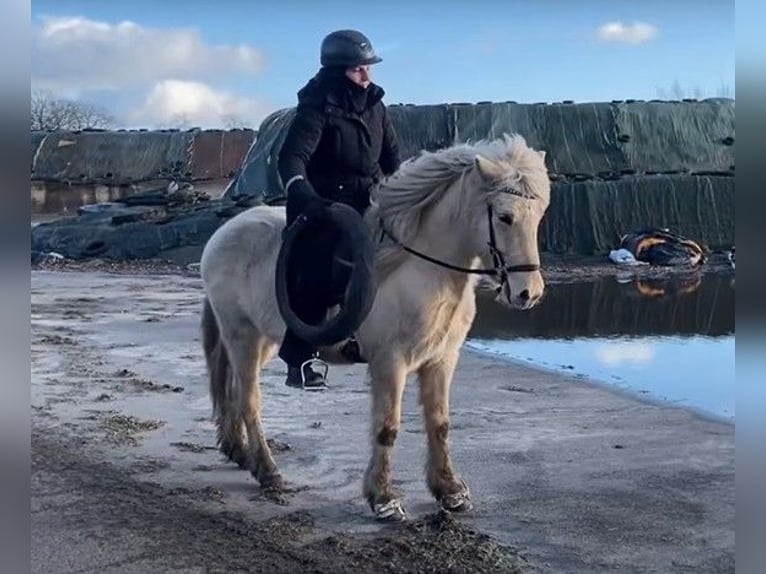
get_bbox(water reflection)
[30,181,225,222]
[467,274,735,420]
[31,183,132,217]
[470,273,734,340]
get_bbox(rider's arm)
[278,105,327,203]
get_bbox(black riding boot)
[285,361,327,390]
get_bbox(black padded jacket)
[277,68,401,218]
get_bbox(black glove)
[304,195,330,224]
[290,178,330,224]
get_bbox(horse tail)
[201,296,229,420]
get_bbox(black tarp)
[30,198,254,264]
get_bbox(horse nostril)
[519,289,530,301]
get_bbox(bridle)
[378,203,540,292]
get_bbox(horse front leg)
[418,353,472,512]
[363,365,407,521]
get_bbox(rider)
[277,29,401,389]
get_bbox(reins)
[378,203,540,288]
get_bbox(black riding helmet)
[320,29,382,68]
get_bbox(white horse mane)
[367,133,549,251]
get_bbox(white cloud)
[31,14,273,128]
[594,342,655,366]
[596,21,658,45]
[32,15,266,93]
[126,79,272,129]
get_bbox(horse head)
[468,135,551,310]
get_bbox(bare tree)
[670,78,686,100]
[163,113,195,130]
[31,89,115,131]
[655,80,734,100]
[221,113,254,129]
[717,82,734,98]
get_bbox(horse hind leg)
[201,298,247,468]
[218,378,248,469]
[220,321,283,490]
[418,354,472,512]
[219,340,278,471]
[362,363,407,521]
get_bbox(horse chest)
[411,295,475,358]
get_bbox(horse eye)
[498,214,514,225]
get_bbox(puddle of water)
[467,273,735,421]
[31,184,132,218]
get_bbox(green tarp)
[540,174,735,253]
[32,130,196,184]
[31,131,48,167]
[31,129,258,186]
[223,99,734,254]
[225,99,734,198]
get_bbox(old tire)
[275,202,377,347]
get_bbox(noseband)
[379,204,540,291]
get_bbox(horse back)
[200,205,286,289]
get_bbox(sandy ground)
[31,266,734,573]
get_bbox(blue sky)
[31,0,735,129]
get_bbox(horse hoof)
[233,452,249,470]
[261,473,285,491]
[220,442,248,469]
[374,499,407,522]
[441,492,473,512]
[441,482,472,512]
[259,487,290,506]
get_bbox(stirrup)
[300,357,329,391]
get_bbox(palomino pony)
[199,133,551,521]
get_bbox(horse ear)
[474,154,505,182]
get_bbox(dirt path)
[31,269,734,573]
[32,430,522,574]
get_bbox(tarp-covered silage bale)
[31,131,48,167]
[32,130,196,184]
[223,109,293,200]
[540,174,735,253]
[224,99,734,254]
